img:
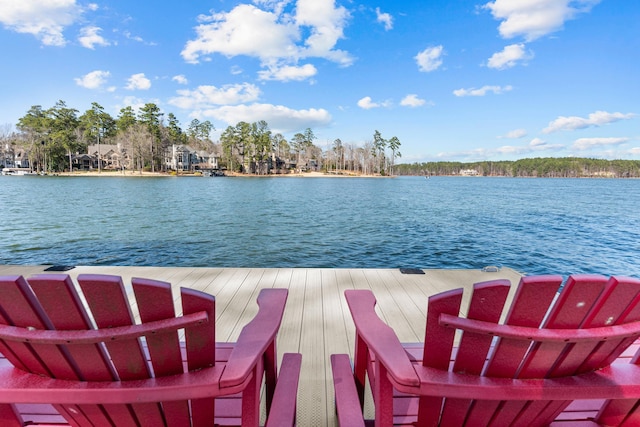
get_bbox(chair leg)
[241,358,263,427]
[374,361,394,427]
[0,404,22,427]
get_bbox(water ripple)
[1,176,639,277]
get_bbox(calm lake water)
[1,175,639,278]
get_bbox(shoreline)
[48,170,394,178]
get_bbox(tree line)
[4,100,214,173]
[1,100,401,175]
[396,157,640,178]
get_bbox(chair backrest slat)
[418,288,463,425]
[464,275,561,425]
[0,276,77,379]
[518,275,608,378]
[77,274,150,380]
[452,280,510,374]
[132,278,191,425]
[551,276,640,377]
[488,276,607,426]
[27,275,115,381]
[77,274,166,426]
[483,275,563,378]
[439,280,510,425]
[182,287,217,427]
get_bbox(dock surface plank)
[0,265,523,426]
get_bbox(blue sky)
[0,0,637,162]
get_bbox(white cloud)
[169,83,261,110]
[182,5,297,64]
[357,96,392,110]
[200,103,332,134]
[453,85,513,97]
[357,97,377,110]
[172,75,188,85]
[487,44,532,69]
[400,94,426,107]
[483,0,600,41]
[493,138,563,156]
[572,137,630,150]
[258,63,317,81]
[543,111,636,133]
[78,26,109,49]
[74,70,110,89]
[375,7,393,31]
[499,128,527,139]
[295,0,352,64]
[181,0,352,71]
[125,73,151,91]
[415,46,444,72]
[0,0,82,46]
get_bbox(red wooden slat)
[28,274,122,427]
[481,275,562,427]
[0,275,74,378]
[0,275,100,427]
[132,277,191,427]
[330,354,366,427]
[27,275,115,381]
[440,280,510,426]
[78,274,164,426]
[0,311,27,372]
[77,274,150,380]
[182,286,216,426]
[484,275,564,377]
[552,276,640,377]
[499,276,609,426]
[265,353,302,427]
[454,280,511,373]
[416,288,462,427]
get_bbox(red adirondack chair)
[331,275,640,426]
[0,274,301,427]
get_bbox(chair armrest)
[265,353,302,427]
[330,354,366,427]
[344,290,419,388]
[0,364,247,404]
[220,288,288,388]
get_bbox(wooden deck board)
[0,265,526,426]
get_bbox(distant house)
[13,149,30,168]
[71,154,93,170]
[87,144,130,170]
[166,145,218,172]
[460,169,479,176]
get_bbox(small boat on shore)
[1,168,37,176]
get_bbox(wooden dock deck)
[0,264,523,426]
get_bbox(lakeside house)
[167,144,219,172]
[1,146,30,169]
[81,144,219,173]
